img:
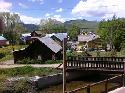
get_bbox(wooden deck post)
[105,78,108,93]
[87,85,90,93]
[123,58,125,87]
[63,38,67,93]
[122,74,124,87]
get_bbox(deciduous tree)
[97,16,125,51]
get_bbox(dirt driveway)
[0,60,63,68]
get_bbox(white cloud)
[20,15,41,24]
[44,14,65,22]
[18,3,28,9]
[53,15,65,22]
[45,13,51,17]
[28,0,44,4]
[56,8,63,13]
[58,0,63,3]
[72,0,125,19]
[0,0,12,12]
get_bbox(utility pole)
[110,26,113,50]
[11,22,15,51]
[63,38,67,93]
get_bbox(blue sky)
[0,0,125,24]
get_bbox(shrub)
[96,50,100,57]
[110,49,117,57]
[45,60,62,64]
[0,53,5,59]
[0,79,31,93]
[17,58,45,64]
[17,58,62,64]
[0,45,27,62]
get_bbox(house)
[0,36,9,46]
[31,30,45,37]
[20,33,31,44]
[77,32,101,50]
[13,37,63,63]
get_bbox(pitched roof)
[34,31,43,35]
[38,37,62,53]
[0,36,7,40]
[45,33,55,37]
[78,33,99,42]
[54,33,67,41]
[22,33,31,37]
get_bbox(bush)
[0,79,31,93]
[96,50,100,57]
[17,58,62,64]
[109,49,117,57]
[0,53,5,59]
[17,58,45,64]
[45,60,62,64]
[0,45,27,62]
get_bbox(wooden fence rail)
[65,56,125,93]
[66,74,124,93]
[66,56,125,72]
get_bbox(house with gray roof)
[0,36,9,46]
[78,33,99,42]
[20,33,31,44]
[31,30,45,37]
[77,32,101,50]
[13,37,63,63]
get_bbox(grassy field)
[0,66,61,79]
[0,45,27,62]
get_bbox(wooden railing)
[66,74,124,93]
[66,56,125,72]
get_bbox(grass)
[0,66,61,92]
[0,66,61,78]
[17,58,62,64]
[89,51,125,57]
[67,50,125,57]
[0,45,27,62]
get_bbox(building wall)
[0,40,9,46]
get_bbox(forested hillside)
[64,19,99,32]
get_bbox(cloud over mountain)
[72,0,125,19]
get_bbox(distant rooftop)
[45,33,67,41]
[0,36,7,40]
[54,33,67,41]
[78,33,99,42]
[22,33,31,37]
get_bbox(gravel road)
[0,60,63,68]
